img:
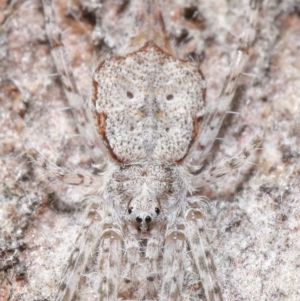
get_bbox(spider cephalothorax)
[107,164,186,232]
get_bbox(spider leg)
[139,229,163,299]
[188,0,260,167]
[42,0,107,165]
[55,203,102,301]
[119,228,163,300]
[118,232,140,299]
[127,0,172,55]
[27,147,103,187]
[96,216,123,301]
[192,133,262,189]
[159,226,186,301]
[182,249,203,301]
[185,201,223,301]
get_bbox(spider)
[27,0,261,300]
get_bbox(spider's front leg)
[55,203,102,301]
[96,215,123,301]
[56,203,123,301]
[27,148,123,301]
[185,200,223,301]
[160,225,186,300]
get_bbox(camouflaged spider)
[27,0,261,300]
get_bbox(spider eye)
[155,207,160,215]
[145,216,152,223]
[136,216,143,223]
[128,207,133,214]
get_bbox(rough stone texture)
[0,0,299,300]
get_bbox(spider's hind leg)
[187,0,260,168]
[42,0,107,165]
